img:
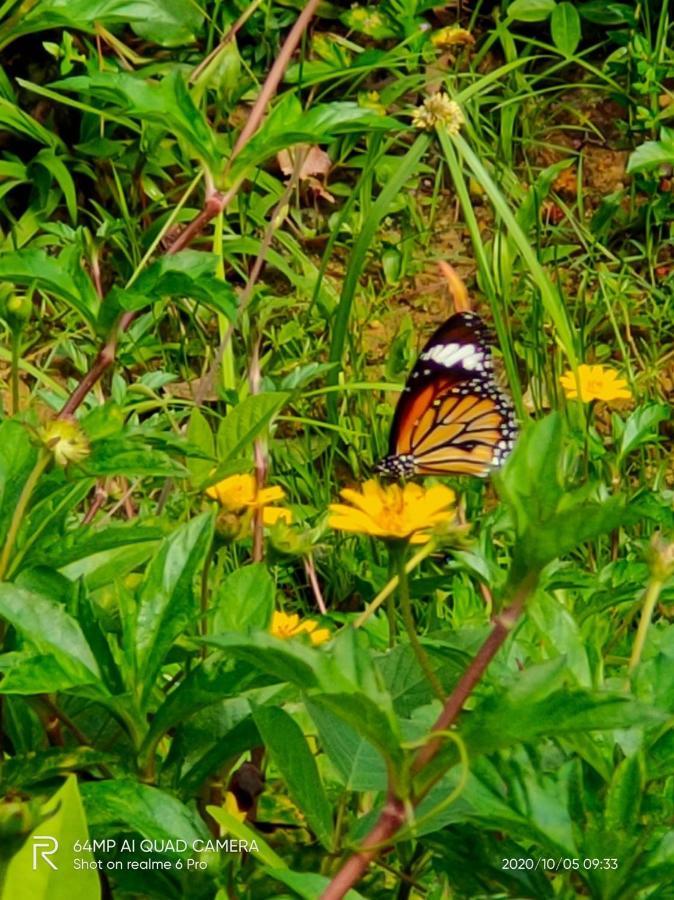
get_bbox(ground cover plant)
[0,0,674,897]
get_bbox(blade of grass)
[327,133,430,421]
[452,131,578,368]
[438,131,525,421]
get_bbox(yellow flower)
[40,418,90,467]
[431,26,475,49]
[412,93,464,135]
[206,474,285,511]
[559,365,632,403]
[270,610,330,646]
[262,506,293,526]
[223,792,246,823]
[328,479,456,544]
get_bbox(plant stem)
[394,546,445,703]
[321,571,537,900]
[628,577,664,674]
[354,540,437,629]
[0,450,50,582]
[10,328,20,414]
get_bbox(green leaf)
[0,97,62,147]
[627,137,674,174]
[213,564,275,634]
[2,0,203,50]
[177,714,260,795]
[307,699,388,791]
[186,408,215,487]
[265,868,367,900]
[0,652,99,695]
[110,251,237,319]
[0,420,36,550]
[207,805,286,868]
[202,631,327,689]
[59,542,159,592]
[29,521,166,570]
[521,494,627,571]
[82,780,209,846]
[0,776,101,900]
[604,753,644,834]
[308,692,404,770]
[48,70,219,171]
[462,690,664,758]
[497,413,564,535]
[577,1,635,25]
[216,392,290,462]
[252,706,333,849]
[0,747,115,791]
[30,149,77,223]
[135,513,213,703]
[617,403,669,461]
[508,0,557,21]
[231,95,397,180]
[0,248,98,326]
[142,659,258,757]
[551,2,581,55]
[0,585,104,693]
[83,439,187,478]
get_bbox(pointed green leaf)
[253,705,333,848]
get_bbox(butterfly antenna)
[438,261,471,314]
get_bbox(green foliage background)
[0,1,673,898]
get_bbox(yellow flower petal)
[560,364,633,403]
[308,627,330,646]
[257,485,286,505]
[270,610,330,645]
[329,479,456,543]
[224,792,246,823]
[263,506,293,525]
[205,474,286,511]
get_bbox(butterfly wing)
[377,312,517,478]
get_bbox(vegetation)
[0,0,673,898]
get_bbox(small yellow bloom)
[412,93,464,135]
[262,506,293,526]
[431,26,475,49]
[40,419,90,467]
[559,364,632,403]
[270,610,330,646]
[223,792,246,823]
[329,479,456,544]
[206,474,285,511]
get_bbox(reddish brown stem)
[321,574,536,900]
[321,795,406,900]
[82,481,108,524]
[164,189,228,255]
[227,0,321,165]
[58,312,133,418]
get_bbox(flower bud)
[40,418,90,467]
[215,508,250,542]
[648,532,674,582]
[3,293,32,331]
[0,797,40,839]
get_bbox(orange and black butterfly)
[376,311,517,478]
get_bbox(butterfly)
[376,311,517,478]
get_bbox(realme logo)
[32,836,58,870]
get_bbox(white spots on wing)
[420,342,485,372]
